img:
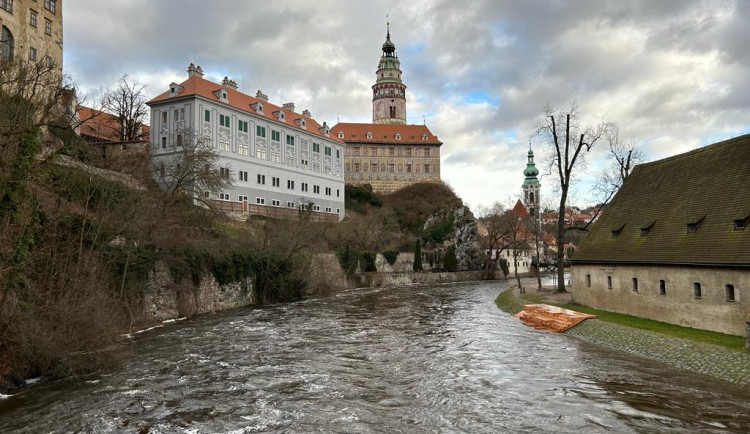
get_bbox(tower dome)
[523,149,540,183]
[382,23,396,56]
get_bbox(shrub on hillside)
[382,250,399,266]
[413,239,423,272]
[444,245,458,272]
[382,182,462,234]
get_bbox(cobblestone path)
[566,319,750,386]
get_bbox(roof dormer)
[250,101,264,114]
[273,109,286,122]
[169,82,184,97]
[337,131,344,139]
[214,88,229,103]
[294,117,307,129]
[422,133,428,141]
[366,132,372,140]
[395,133,401,140]
[320,122,330,137]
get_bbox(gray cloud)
[63,0,750,211]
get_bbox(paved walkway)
[499,281,750,387]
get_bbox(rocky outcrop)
[424,206,486,271]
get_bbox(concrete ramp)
[515,304,596,332]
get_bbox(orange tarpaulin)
[515,304,596,333]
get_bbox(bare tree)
[498,202,532,293]
[101,74,149,142]
[477,202,511,280]
[594,125,646,207]
[152,131,232,210]
[536,103,611,292]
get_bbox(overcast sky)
[64,0,750,213]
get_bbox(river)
[1,280,749,433]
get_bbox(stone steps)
[515,303,597,333]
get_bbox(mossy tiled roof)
[572,134,750,267]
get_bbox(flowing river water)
[2,280,750,433]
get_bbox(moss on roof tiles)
[572,134,750,266]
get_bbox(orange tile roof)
[330,122,443,145]
[76,105,149,143]
[148,74,341,143]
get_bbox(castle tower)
[523,146,541,228]
[372,23,406,125]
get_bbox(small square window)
[45,19,52,36]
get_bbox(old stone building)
[571,134,750,336]
[0,0,63,68]
[332,25,442,193]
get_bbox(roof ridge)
[635,133,750,169]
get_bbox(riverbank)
[496,283,750,387]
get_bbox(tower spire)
[373,22,406,124]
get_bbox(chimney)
[255,90,269,101]
[302,109,311,118]
[187,63,196,77]
[195,65,204,78]
[222,76,238,91]
[282,102,295,113]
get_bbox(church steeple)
[522,144,541,228]
[373,22,407,125]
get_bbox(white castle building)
[147,64,345,221]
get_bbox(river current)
[2,280,750,433]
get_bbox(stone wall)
[133,262,254,328]
[571,264,750,336]
[307,253,350,295]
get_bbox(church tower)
[372,23,407,125]
[523,146,541,228]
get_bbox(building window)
[204,191,210,199]
[301,183,308,192]
[238,170,248,182]
[336,149,340,159]
[313,205,321,212]
[586,274,591,287]
[238,195,248,202]
[272,199,280,207]
[0,0,12,13]
[271,130,280,142]
[325,187,331,196]
[405,148,412,157]
[219,114,230,128]
[238,142,248,155]
[161,111,167,123]
[255,146,266,160]
[204,110,210,122]
[44,55,52,67]
[336,208,340,214]
[694,282,702,299]
[256,125,266,137]
[219,136,230,151]
[44,0,56,14]
[272,177,280,187]
[286,135,295,146]
[607,276,612,289]
[218,193,230,201]
[287,201,295,208]
[257,174,265,185]
[313,185,320,194]
[336,189,340,197]
[313,143,320,153]
[287,180,294,190]
[659,280,666,295]
[179,109,184,120]
[176,134,183,147]
[256,197,265,205]
[325,206,332,213]
[44,19,51,36]
[726,284,735,302]
[325,146,332,156]
[632,278,638,292]
[238,120,248,133]
[30,9,37,27]
[0,25,13,61]
[28,47,37,61]
[219,167,230,179]
[161,137,167,148]
[612,226,624,238]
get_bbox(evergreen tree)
[444,245,458,272]
[413,239,423,272]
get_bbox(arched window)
[530,192,535,202]
[1,26,14,61]
[390,106,396,118]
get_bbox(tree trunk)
[556,188,567,292]
[514,255,524,294]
